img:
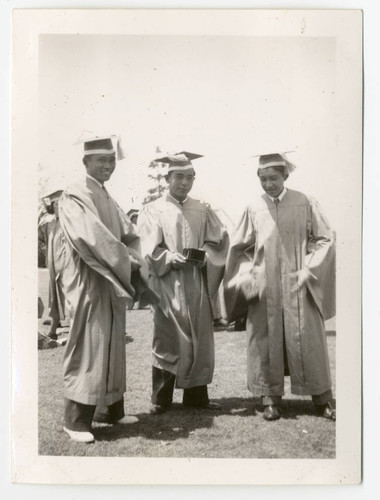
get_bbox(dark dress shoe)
[234,316,247,331]
[213,318,229,328]
[263,405,280,421]
[149,404,167,415]
[316,401,336,421]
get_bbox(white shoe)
[63,426,95,443]
[115,415,139,425]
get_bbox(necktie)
[274,198,280,221]
[102,185,109,199]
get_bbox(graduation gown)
[224,189,335,397]
[47,218,67,321]
[137,195,229,388]
[38,215,67,322]
[59,176,141,406]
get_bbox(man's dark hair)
[165,171,196,182]
[257,165,289,180]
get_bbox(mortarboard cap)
[155,151,203,172]
[253,151,296,175]
[76,134,125,160]
[127,208,139,218]
[42,189,63,206]
[84,137,115,156]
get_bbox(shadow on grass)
[212,396,336,421]
[214,396,336,421]
[211,396,257,416]
[94,398,259,442]
[255,398,336,421]
[213,323,237,333]
[93,395,336,442]
[94,404,213,442]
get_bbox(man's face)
[258,167,286,198]
[84,154,116,184]
[168,168,195,201]
[52,200,60,217]
[44,202,54,215]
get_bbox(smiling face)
[167,168,196,201]
[83,153,116,184]
[258,166,287,198]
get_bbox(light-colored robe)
[137,195,229,388]
[38,216,67,322]
[224,189,335,397]
[59,176,141,406]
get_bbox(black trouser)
[152,366,209,408]
[64,397,125,432]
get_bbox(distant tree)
[143,147,168,204]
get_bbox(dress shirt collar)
[86,174,104,188]
[168,193,188,206]
[267,187,287,203]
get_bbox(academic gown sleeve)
[304,197,336,320]
[223,207,256,321]
[116,204,160,306]
[59,191,135,300]
[137,204,174,277]
[202,206,229,297]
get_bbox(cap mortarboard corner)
[155,151,203,171]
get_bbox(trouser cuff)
[262,395,282,406]
[151,366,175,407]
[182,385,209,407]
[312,389,333,406]
[63,397,96,432]
[93,397,125,423]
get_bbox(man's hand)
[239,271,259,301]
[170,252,188,269]
[130,255,142,272]
[289,268,313,292]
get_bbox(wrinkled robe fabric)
[224,189,335,397]
[39,216,67,321]
[59,176,138,406]
[137,195,229,388]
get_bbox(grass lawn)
[38,269,336,458]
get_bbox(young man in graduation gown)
[38,189,67,339]
[58,136,156,443]
[224,153,336,421]
[137,152,229,414]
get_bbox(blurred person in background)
[38,189,66,340]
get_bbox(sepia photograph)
[11,8,362,485]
